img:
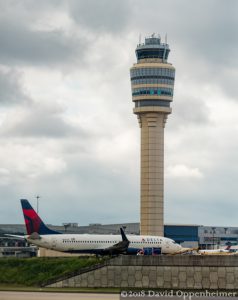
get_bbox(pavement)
[1,291,238,300]
[0,292,120,300]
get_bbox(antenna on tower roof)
[139,33,141,45]
[165,33,168,44]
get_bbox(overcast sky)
[0,0,238,228]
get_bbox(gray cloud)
[213,69,238,101]
[0,69,30,105]
[170,96,211,128]
[0,103,85,138]
[174,0,238,68]
[68,0,132,33]
[0,18,81,67]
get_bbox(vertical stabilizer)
[20,199,61,235]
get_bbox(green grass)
[0,257,104,287]
[0,285,120,293]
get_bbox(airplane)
[7,199,183,256]
[198,244,238,255]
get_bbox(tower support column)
[139,113,166,236]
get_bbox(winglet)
[225,243,232,251]
[120,227,129,242]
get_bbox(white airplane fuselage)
[199,249,230,255]
[27,233,182,255]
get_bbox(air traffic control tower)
[130,34,175,236]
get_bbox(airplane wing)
[102,228,130,255]
[5,232,41,240]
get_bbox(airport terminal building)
[1,223,238,257]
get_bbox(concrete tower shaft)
[130,34,175,236]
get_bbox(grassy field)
[0,257,103,287]
[0,285,120,293]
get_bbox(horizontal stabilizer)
[4,234,26,240]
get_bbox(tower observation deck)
[130,34,175,236]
